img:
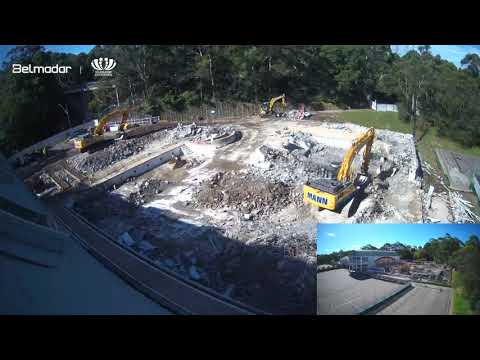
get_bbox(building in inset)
[338,256,350,268]
[348,250,400,273]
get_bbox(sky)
[317,224,480,254]
[392,45,480,67]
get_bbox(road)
[376,283,452,315]
[317,269,404,315]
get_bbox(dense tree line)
[317,250,354,265]
[420,233,480,313]
[1,44,480,155]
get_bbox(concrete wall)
[94,146,185,190]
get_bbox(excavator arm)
[268,94,286,112]
[336,127,375,183]
[94,108,129,136]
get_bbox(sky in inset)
[317,224,480,254]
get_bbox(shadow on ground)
[349,272,371,281]
[61,188,316,315]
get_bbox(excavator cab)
[260,94,287,118]
[304,128,375,214]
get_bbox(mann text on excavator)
[259,94,287,118]
[303,127,376,213]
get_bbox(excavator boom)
[303,127,376,213]
[94,108,129,136]
[268,94,286,112]
[260,94,287,117]
[74,108,130,151]
[336,128,375,182]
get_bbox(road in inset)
[376,283,452,315]
[317,269,404,315]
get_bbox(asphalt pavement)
[317,269,404,315]
[376,283,452,315]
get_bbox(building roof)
[351,250,400,257]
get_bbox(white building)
[348,250,400,273]
[338,256,350,268]
[371,100,398,112]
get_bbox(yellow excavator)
[74,108,129,152]
[303,127,375,214]
[260,94,287,118]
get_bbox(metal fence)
[8,101,259,163]
[105,101,259,127]
[158,102,258,123]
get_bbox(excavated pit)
[32,116,424,313]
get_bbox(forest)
[1,45,480,155]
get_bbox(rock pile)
[67,124,237,176]
[192,171,294,219]
[67,137,155,175]
[28,172,58,195]
[127,179,168,206]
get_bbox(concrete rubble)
[421,159,480,223]
[66,124,236,177]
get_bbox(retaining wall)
[92,145,185,190]
[358,283,413,315]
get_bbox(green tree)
[461,53,480,78]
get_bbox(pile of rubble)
[421,160,480,223]
[27,172,58,195]
[449,191,480,223]
[74,190,314,313]
[66,124,237,176]
[249,137,330,185]
[66,137,155,175]
[192,171,296,219]
[127,179,169,206]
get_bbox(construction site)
[8,96,478,314]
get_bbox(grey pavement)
[317,269,404,315]
[376,283,452,315]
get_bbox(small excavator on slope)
[303,127,376,216]
[259,94,287,118]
